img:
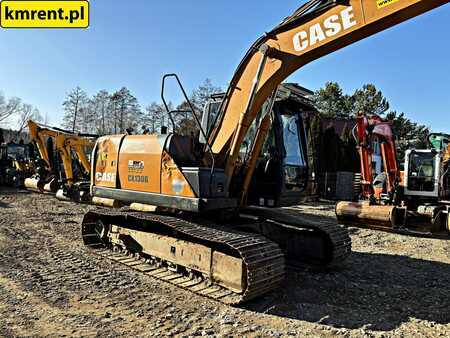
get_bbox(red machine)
[355,113,400,201]
[337,113,449,238]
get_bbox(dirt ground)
[0,187,448,338]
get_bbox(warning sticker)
[376,0,400,8]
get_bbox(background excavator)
[0,142,35,188]
[336,113,450,238]
[81,0,448,304]
[25,120,97,202]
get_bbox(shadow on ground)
[0,188,31,195]
[0,188,31,208]
[244,251,450,331]
[0,201,9,208]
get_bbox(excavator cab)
[246,99,309,207]
[404,133,449,201]
[201,84,312,207]
[404,148,449,201]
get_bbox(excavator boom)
[354,113,399,199]
[208,0,448,180]
[26,120,96,199]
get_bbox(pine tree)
[313,82,352,118]
[351,84,390,116]
[386,111,429,161]
[313,82,428,161]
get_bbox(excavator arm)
[28,120,57,171]
[354,113,399,200]
[70,141,92,175]
[209,0,448,182]
[55,135,94,187]
[27,120,96,193]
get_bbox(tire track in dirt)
[1,187,449,337]
[0,211,207,337]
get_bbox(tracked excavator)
[81,0,449,304]
[336,113,450,238]
[25,120,97,202]
[0,142,34,187]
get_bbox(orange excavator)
[81,0,449,303]
[336,113,450,238]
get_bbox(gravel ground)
[0,187,448,337]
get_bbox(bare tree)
[62,87,88,132]
[91,90,111,134]
[43,112,50,125]
[174,101,196,136]
[0,92,22,126]
[191,79,222,114]
[110,87,141,133]
[172,79,222,136]
[16,103,43,134]
[144,102,168,134]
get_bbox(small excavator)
[25,120,97,202]
[0,142,34,187]
[80,0,449,303]
[336,113,450,238]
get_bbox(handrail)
[160,74,216,188]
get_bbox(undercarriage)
[82,207,351,304]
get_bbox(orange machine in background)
[25,120,96,202]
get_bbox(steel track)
[81,207,352,304]
[82,209,286,305]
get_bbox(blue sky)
[0,0,449,131]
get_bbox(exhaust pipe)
[336,201,407,229]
